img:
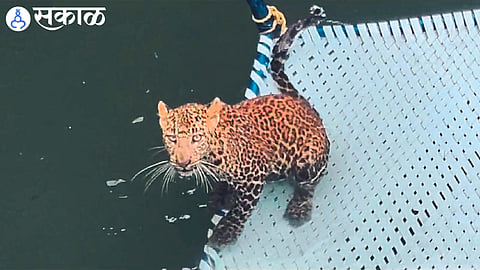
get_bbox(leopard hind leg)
[285,159,327,226]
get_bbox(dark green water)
[1,1,479,269]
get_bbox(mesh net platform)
[208,9,480,270]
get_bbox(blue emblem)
[10,9,27,30]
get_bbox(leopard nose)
[176,159,191,169]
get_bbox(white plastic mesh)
[217,9,480,269]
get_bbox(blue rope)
[244,0,281,97]
[199,2,277,268]
[245,0,270,33]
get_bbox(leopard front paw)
[207,223,240,250]
[284,199,312,227]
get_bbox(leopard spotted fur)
[156,11,329,249]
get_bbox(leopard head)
[157,97,225,177]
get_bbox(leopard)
[152,8,329,249]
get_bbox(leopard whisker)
[193,167,203,191]
[162,166,176,194]
[200,163,221,183]
[145,162,167,178]
[131,160,169,182]
[147,146,167,157]
[145,166,158,178]
[167,167,177,192]
[151,150,167,158]
[199,161,225,178]
[198,164,216,193]
[157,167,168,194]
[199,160,220,169]
[158,170,169,194]
[144,163,170,193]
[193,169,201,188]
[144,176,157,193]
[159,174,168,194]
[204,172,214,193]
[148,145,166,151]
[197,166,210,193]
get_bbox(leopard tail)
[270,7,326,95]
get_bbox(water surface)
[1,0,479,268]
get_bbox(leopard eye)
[166,135,177,143]
[192,134,203,143]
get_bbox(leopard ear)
[157,101,170,129]
[206,97,224,133]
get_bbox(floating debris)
[106,179,126,187]
[102,226,127,235]
[165,216,177,224]
[198,204,208,208]
[182,188,196,196]
[154,52,159,59]
[118,195,128,199]
[82,81,86,85]
[165,214,191,223]
[145,89,150,94]
[179,214,191,220]
[132,116,144,124]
